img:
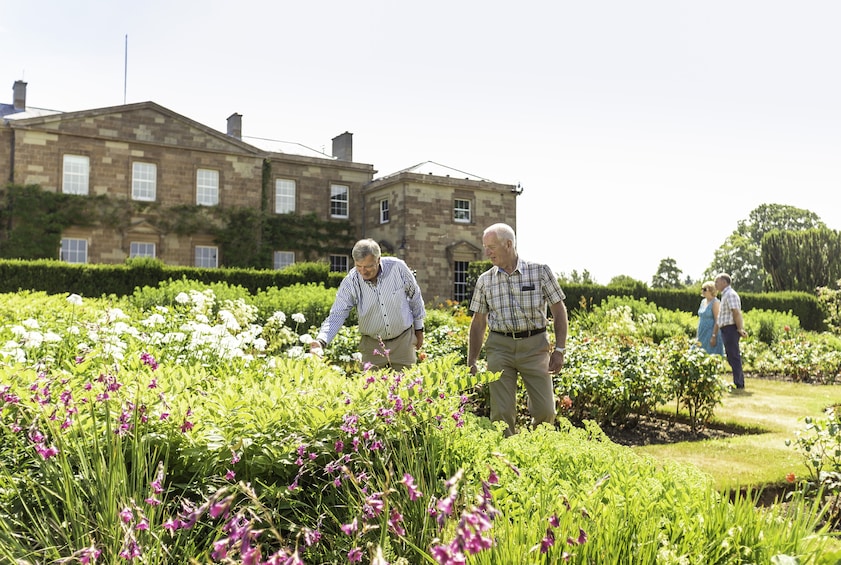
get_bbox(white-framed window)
[195,245,218,268]
[60,238,87,263]
[196,169,219,206]
[379,199,390,224]
[62,155,90,195]
[273,251,295,270]
[132,162,157,201]
[454,199,471,223]
[130,242,156,258]
[454,260,470,302]
[329,254,349,273]
[330,184,349,218]
[275,179,296,214]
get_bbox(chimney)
[227,113,242,139]
[13,80,27,111]
[332,131,353,161]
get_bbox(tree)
[703,232,763,292]
[704,203,826,293]
[608,274,647,288]
[558,269,597,285]
[652,257,683,289]
[763,228,841,292]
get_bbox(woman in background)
[697,281,724,355]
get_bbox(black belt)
[381,326,413,342]
[491,327,546,339]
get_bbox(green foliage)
[0,183,355,274]
[818,279,841,334]
[705,203,826,293]
[763,228,841,292]
[663,336,727,432]
[651,257,683,289]
[0,290,837,562]
[744,308,801,345]
[254,283,342,326]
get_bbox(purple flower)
[347,547,363,563]
[120,507,134,523]
[540,527,556,553]
[340,518,358,536]
[400,473,423,501]
[140,352,159,370]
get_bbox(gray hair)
[715,273,732,286]
[352,239,382,262]
[483,223,517,247]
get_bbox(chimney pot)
[227,113,242,139]
[13,80,27,111]
[332,131,353,161]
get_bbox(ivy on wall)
[0,183,355,267]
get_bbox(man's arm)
[312,277,357,348]
[733,308,747,337]
[548,300,568,374]
[467,311,488,375]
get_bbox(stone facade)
[1,81,519,301]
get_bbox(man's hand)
[549,350,565,374]
[309,341,324,357]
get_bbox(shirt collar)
[495,257,523,275]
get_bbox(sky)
[3,0,840,285]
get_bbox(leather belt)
[381,326,413,342]
[491,327,546,340]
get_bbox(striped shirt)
[717,285,741,327]
[317,256,426,344]
[469,258,565,333]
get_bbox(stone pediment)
[7,101,263,156]
[446,239,482,261]
[125,219,162,236]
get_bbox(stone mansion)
[0,81,519,302]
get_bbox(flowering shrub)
[0,285,836,563]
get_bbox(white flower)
[67,293,83,306]
[292,313,306,324]
[298,334,314,345]
[22,318,40,329]
[175,292,190,304]
[269,311,287,325]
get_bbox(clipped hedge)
[0,259,345,298]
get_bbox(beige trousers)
[359,327,417,371]
[485,330,555,436]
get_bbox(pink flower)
[400,473,423,501]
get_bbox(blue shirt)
[317,256,426,344]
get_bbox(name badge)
[521,284,535,291]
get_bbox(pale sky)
[3,0,840,284]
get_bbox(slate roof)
[377,160,490,182]
[241,135,336,160]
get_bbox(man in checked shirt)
[467,223,568,436]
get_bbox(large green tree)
[762,228,841,292]
[651,257,683,289]
[704,204,825,292]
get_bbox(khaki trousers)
[486,330,555,436]
[359,327,417,371]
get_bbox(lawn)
[636,376,841,492]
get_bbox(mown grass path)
[634,377,841,492]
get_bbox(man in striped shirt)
[467,223,568,436]
[311,239,426,371]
